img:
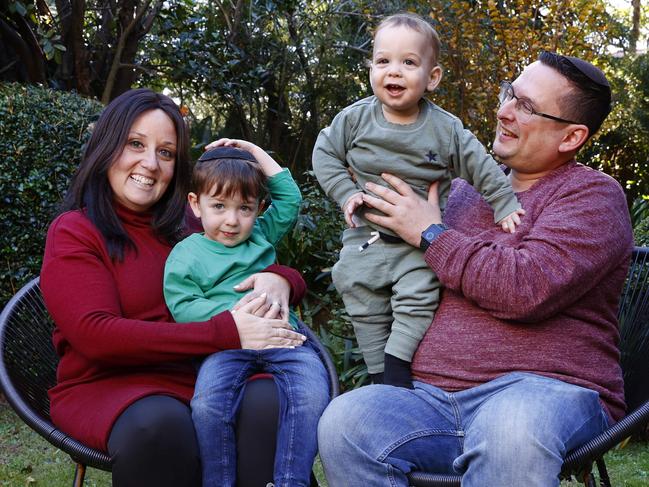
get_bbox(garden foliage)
[0,83,102,307]
[276,175,369,389]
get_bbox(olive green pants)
[331,227,440,374]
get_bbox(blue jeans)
[318,372,610,487]
[192,338,330,487]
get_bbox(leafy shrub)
[0,83,102,307]
[276,173,369,390]
[633,199,649,246]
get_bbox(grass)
[2,398,648,487]
[0,399,111,486]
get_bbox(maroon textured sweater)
[412,161,632,421]
[41,205,306,451]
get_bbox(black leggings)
[107,379,279,487]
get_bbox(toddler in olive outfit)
[312,13,523,387]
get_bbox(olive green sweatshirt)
[313,96,520,234]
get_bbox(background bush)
[276,174,369,390]
[0,83,102,307]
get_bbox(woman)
[40,88,307,487]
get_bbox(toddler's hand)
[498,208,526,234]
[343,193,364,228]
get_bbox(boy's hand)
[498,208,526,233]
[343,193,364,228]
[205,138,283,177]
[206,137,256,152]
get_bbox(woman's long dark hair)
[63,88,190,260]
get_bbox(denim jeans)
[318,372,610,487]
[191,337,330,487]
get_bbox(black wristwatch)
[419,223,447,252]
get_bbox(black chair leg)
[73,463,86,487]
[595,457,611,487]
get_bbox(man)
[317,52,633,487]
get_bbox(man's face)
[493,61,576,176]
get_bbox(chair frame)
[408,246,649,487]
[0,276,339,487]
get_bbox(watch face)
[424,230,437,241]
[421,224,446,250]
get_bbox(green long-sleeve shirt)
[163,169,302,328]
[312,96,520,234]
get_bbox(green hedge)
[0,83,102,307]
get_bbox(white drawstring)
[359,231,380,252]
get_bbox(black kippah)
[563,55,610,88]
[198,146,257,163]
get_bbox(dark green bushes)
[0,83,102,307]
[276,175,369,390]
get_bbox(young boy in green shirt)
[164,140,329,487]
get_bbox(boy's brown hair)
[192,147,267,202]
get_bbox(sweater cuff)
[209,311,241,350]
[262,264,307,305]
[423,229,465,271]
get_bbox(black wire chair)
[0,276,339,487]
[408,246,649,487]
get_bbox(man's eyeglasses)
[498,80,581,125]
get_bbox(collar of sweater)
[114,203,154,228]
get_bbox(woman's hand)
[232,272,291,321]
[232,295,306,349]
[362,174,442,247]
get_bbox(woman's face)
[108,109,177,212]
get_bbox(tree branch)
[141,0,163,34]
[101,0,153,103]
[332,41,371,56]
[0,16,46,83]
[0,59,17,75]
[119,62,153,75]
[630,0,641,55]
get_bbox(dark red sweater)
[413,161,632,421]
[41,205,305,451]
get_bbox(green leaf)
[14,1,27,16]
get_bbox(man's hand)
[343,192,364,228]
[362,174,442,247]
[498,208,526,234]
